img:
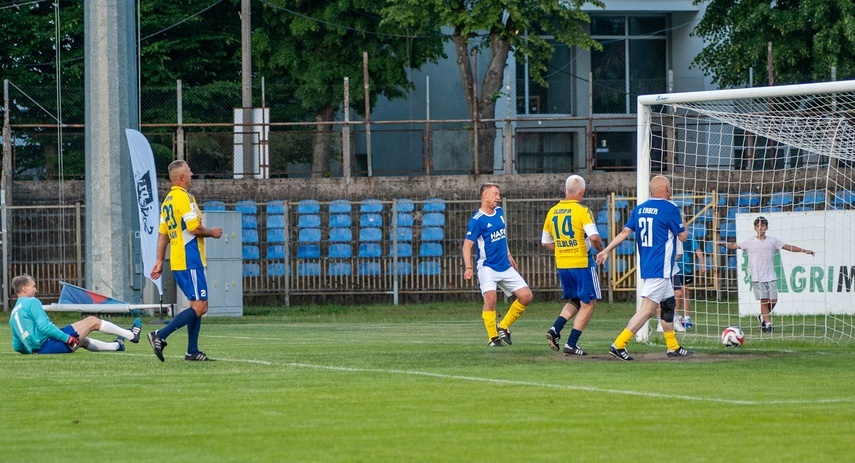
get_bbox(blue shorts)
[557,266,601,304]
[37,325,78,354]
[174,268,209,301]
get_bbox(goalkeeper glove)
[66,335,80,350]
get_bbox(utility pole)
[241,0,253,177]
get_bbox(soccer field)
[1,302,853,462]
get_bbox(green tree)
[384,0,603,174]
[254,0,445,177]
[693,0,855,87]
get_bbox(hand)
[805,250,815,256]
[464,268,473,280]
[596,250,609,265]
[211,227,223,239]
[66,335,80,350]
[150,261,163,280]
[508,255,517,270]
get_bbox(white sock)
[98,320,134,339]
[83,338,120,351]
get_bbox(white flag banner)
[125,128,163,295]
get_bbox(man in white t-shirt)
[720,216,814,333]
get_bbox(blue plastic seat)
[720,221,736,238]
[688,223,706,239]
[692,208,713,223]
[297,214,321,229]
[297,262,321,277]
[329,214,352,228]
[736,192,760,207]
[388,261,412,275]
[296,200,320,215]
[705,241,726,255]
[328,262,352,276]
[267,263,289,276]
[267,228,287,244]
[266,200,285,215]
[358,261,382,276]
[389,243,413,258]
[328,244,352,259]
[297,228,321,243]
[833,190,855,207]
[329,227,353,243]
[423,198,446,212]
[420,227,444,242]
[800,189,826,206]
[671,195,694,208]
[241,215,258,229]
[242,229,259,244]
[296,244,321,259]
[395,213,414,227]
[596,210,609,223]
[267,245,286,260]
[395,199,415,213]
[390,227,413,243]
[360,199,383,214]
[760,206,783,213]
[203,200,226,211]
[607,195,629,209]
[726,255,738,271]
[359,227,382,242]
[419,242,443,257]
[422,213,445,227]
[243,263,261,277]
[357,243,383,258]
[242,245,260,260]
[266,215,286,229]
[329,199,352,214]
[768,191,794,207]
[235,200,257,215]
[792,204,814,211]
[726,207,749,220]
[360,214,383,228]
[616,240,635,255]
[603,257,627,273]
[418,260,442,275]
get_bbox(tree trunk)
[311,105,336,178]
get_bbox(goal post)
[635,80,855,344]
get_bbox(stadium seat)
[266,200,285,215]
[297,262,321,277]
[329,227,353,243]
[296,199,320,215]
[768,191,794,207]
[242,245,260,260]
[792,204,814,211]
[357,243,383,258]
[329,214,352,228]
[235,200,257,215]
[243,263,261,277]
[705,241,726,255]
[671,195,694,208]
[297,214,321,229]
[203,200,226,211]
[296,244,321,259]
[419,242,443,257]
[833,189,855,207]
[720,221,736,238]
[267,228,287,244]
[726,255,738,271]
[395,213,414,227]
[359,213,383,227]
[241,214,258,229]
[327,262,352,276]
[616,240,635,255]
[328,244,352,259]
[359,227,382,242]
[726,207,749,220]
[418,260,442,275]
[388,261,412,275]
[800,189,826,206]
[692,207,713,223]
[688,222,706,239]
[242,229,259,244]
[596,210,609,224]
[389,243,413,258]
[603,257,628,273]
[358,261,382,276]
[423,198,446,212]
[360,199,384,214]
[390,227,413,243]
[420,227,444,242]
[267,263,289,276]
[267,214,286,229]
[736,192,760,207]
[422,212,445,227]
[395,199,415,213]
[760,206,783,213]
[606,195,629,209]
[297,228,321,243]
[329,199,352,214]
[267,245,286,260]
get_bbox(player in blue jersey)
[148,160,222,362]
[9,274,142,354]
[462,182,533,347]
[596,175,690,360]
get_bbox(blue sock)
[552,316,568,335]
[187,314,202,354]
[567,329,583,347]
[158,308,196,340]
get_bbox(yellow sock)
[482,311,498,339]
[664,331,680,351]
[613,328,634,349]
[498,300,526,329]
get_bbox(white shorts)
[752,281,778,300]
[639,277,674,304]
[477,266,529,297]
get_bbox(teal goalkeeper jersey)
[9,297,71,354]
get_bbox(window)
[516,132,575,173]
[516,40,574,115]
[591,15,667,114]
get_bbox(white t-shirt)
[737,236,784,283]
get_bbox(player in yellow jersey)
[542,175,603,355]
[147,160,222,362]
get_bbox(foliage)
[692,0,855,87]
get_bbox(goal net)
[636,80,855,344]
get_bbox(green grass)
[1,302,853,462]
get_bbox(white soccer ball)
[721,326,745,347]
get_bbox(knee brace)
[569,298,581,310]
[659,296,677,323]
